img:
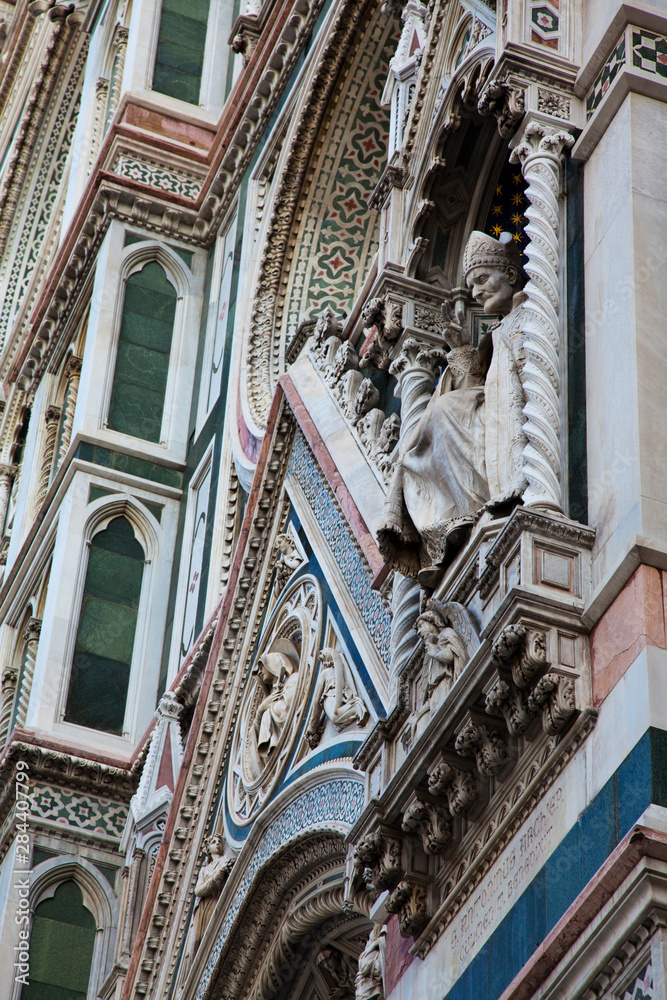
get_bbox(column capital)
[23,617,42,644]
[510,117,575,168]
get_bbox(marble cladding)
[287,429,391,664]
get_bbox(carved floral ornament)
[227,575,322,827]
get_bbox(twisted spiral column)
[56,355,82,469]
[34,405,61,513]
[0,463,16,537]
[387,339,445,682]
[14,617,41,730]
[510,122,574,513]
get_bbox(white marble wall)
[584,92,667,605]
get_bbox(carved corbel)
[401,792,452,855]
[478,80,526,138]
[527,673,577,734]
[491,623,548,688]
[353,831,403,894]
[326,341,359,387]
[385,879,428,937]
[454,720,510,777]
[484,676,536,737]
[426,757,478,816]
[359,296,404,372]
[309,306,344,368]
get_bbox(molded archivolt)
[198,827,370,1000]
[242,6,399,436]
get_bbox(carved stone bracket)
[510,121,575,513]
[426,756,479,817]
[454,719,510,777]
[401,791,452,855]
[385,879,428,937]
[352,831,403,895]
[478,80,526,137]
[490,623,547,688]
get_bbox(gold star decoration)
[491,204,503,216]
[511,212,523,225]
[513,173,522,184]
[512,232,523,243]
[511,192,524,206]
[491,224,503,237]
[496,184,502,195]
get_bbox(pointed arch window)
[21,880,96,1000]
[152,0,211,104]
[107,261,177,443]
[64,516,144,735]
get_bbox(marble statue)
[378,232,527,583]
[184,834,235,967]
[414,600,481,726]
[274,532,302,595]
[247,637,301,779]
[355,924,386,1000]
[306,647,367,747]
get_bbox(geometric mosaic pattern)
[287,430,391,664]
[621,963,654,1000]
[586,35,626,118]
[284,17,395,339]
[198,778,365,1000]
[30,782,128,841]
[632,28,667,77]
[587,26,667,121]
[530,0,560,50]
[113,155,203,200]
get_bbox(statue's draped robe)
[378,295,526,577]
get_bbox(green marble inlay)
[76,442,182,488]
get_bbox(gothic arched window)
[152,0,211,104]
[107,261,177,442]
[21,880,96,1000]
[64,516,144,735]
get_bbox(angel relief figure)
[414,600,480,733]
[305,647,368,748]
[246,637,301,781]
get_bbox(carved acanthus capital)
[23,618,42,645]
[510,121,575,167]
[478,81,526,138]
[2,666,18,690]
[157,691,183,720]
[389,337,445,380]
[64,354,83,380]
[0,463,17,481]
[44,405,61,426]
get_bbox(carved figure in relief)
[247,638,301,779]
[414,600,480,722]
[378,232,527,583]
[355,925,386,1000]
[274,532,302,595]
[184,834,234,966]
[306,647,368,748]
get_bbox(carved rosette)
[510,122,574,513]
[227,575,321,826]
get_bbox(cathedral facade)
[0,2,665,1000]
